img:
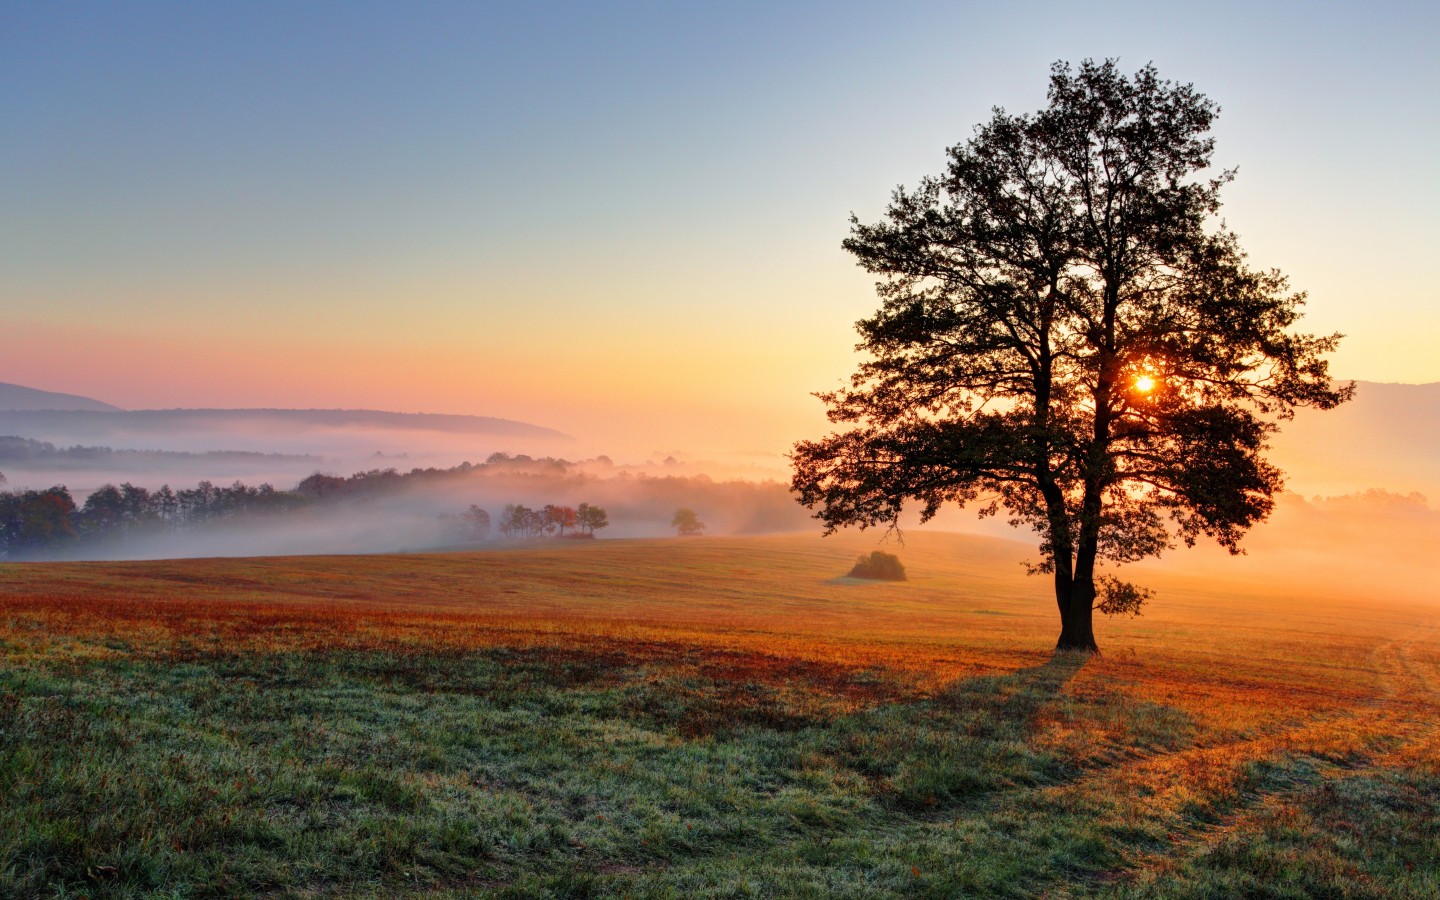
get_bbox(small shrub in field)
[848,550,906,581]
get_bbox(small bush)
[848,550,906,581]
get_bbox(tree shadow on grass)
[820,651,1096,810]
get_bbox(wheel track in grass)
[1087,621,1440,890]
[1374,630,1440,764]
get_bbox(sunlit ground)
[1,532,1436,896]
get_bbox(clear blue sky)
[2,1,1436,457]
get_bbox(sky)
[3,0,1437,462]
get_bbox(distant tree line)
[0,462,467,561]
[0,448,744,558]
[0,479,313,558]
[0,464,616,558]
[0,461,575,558]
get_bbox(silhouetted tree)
[671,508,704,536]
[792,60,1350,652]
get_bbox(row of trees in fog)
[0,468,621,558]
[0,480,310,558]
[492,502,609,539]
[0,460,558,552]
[0,450,750,559]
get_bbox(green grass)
[5,646,1434,898]
[1,533,1437,896]
[0,649,1138,896]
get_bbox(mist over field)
[1270,381,1440,500]
[0,406,573,499]
[0,408,571,474]
[22,457,811,562]
[0,436,328,495]
[0,381,1434,589]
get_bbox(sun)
[1134,375,1156,393]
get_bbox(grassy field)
[1,532,1436,897]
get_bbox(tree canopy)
[672,508,705,536]
[791,60,1350,651]
[577,502,609,536]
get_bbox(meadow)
[0,532,1435,897]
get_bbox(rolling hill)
[0,407,570,441]
[0,380,120,412]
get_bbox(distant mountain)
[1269,381,1440,500]
[0,381,120,412]
[0,407,570,443]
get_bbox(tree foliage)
[542,504,579,536]
[791,60,1350,651]
[671,508,705,536]
[461,505,491,541]
[577,502,609,536]
[497,502,607,539]
[0,487,78,556]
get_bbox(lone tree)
[792,60,1350,652]
[672,508,705,536]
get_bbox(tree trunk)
[1038,470,1073,623]
[1055,269,1119,655]
[1048,523,1074,622]
[1057,528,1100,652]
[1056,574,1098,652]
[1053,566,1072,621]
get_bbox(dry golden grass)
[2,530,1427,702]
